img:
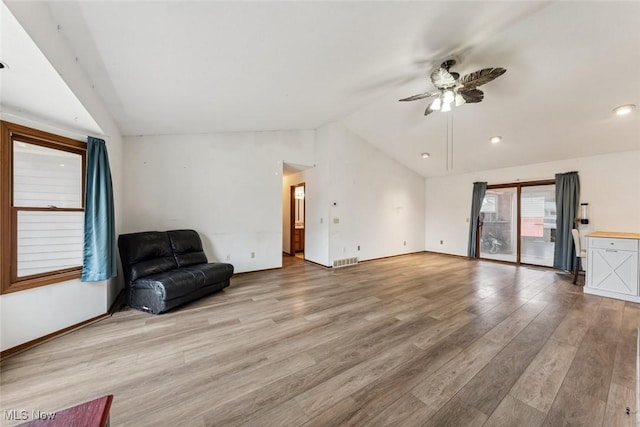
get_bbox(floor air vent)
[333,257,359,268]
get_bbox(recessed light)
[490,136,502,144]
[421,152,430,159]
[59,163,65,167]
[613,104,636,116]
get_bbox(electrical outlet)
[251,252,255,259]
[357,245,360,251]
[403,241,406,246]
[226,254,231,261]
[440,240,443,245]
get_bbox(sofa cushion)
[131,263,233,301]
[168,229,208,267]
[132,269,201,301]
[181,263,235,287]
[118,231,178,282]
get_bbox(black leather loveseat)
[118,229,233,314]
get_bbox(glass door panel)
[479,188,517,262]
[520,185,556,266]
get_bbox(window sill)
[2,269,82,295]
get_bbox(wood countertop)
[587,231,640,239]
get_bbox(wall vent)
[332,257,359,268]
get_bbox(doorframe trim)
[289,183,305,258]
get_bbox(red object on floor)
[17,395,113,427]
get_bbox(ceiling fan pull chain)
[445,112,454,171]
[451,113,454,170]
[446,114,449,171]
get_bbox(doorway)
[290,183,305,259]
[478,180,556,267]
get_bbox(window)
[480,194,497,213]
[1,121,86,294]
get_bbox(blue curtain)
[81,137,117,282]
[553,171,580,271]
[467,182,487,257]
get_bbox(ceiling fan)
[399,59,506,115]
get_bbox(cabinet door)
[294,229,302,252]
[588,248,638,296]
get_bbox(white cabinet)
[585,235,640,302]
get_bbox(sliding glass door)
[520,185,556,266]
[479,188,517,262]
[478,181,556,267]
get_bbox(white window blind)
[521,196,545,218]
[13,141,82,208]
[16,211,84,277]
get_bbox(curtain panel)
[553,171,580,271]
[81,137,117,282]
[467,181,487,258]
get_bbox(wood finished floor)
[0,253,637,426]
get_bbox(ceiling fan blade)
[431,67,457,89]
[459,88,484,103]
[459,68,506,89]
[398,92,437,102]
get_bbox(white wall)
[1,2,124,351]
[283,123,426,266]
[0,279,107,351]
[123,130,315,273]
[425,150,640,256]
[324,123,426,263]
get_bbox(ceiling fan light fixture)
[443,90,455,104]
[490,136,502,144]
[421,152,430,159]
[399,61,506,116]
[613,104,636,116]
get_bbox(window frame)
[1,121,87,294]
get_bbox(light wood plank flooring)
[1,253,637,426]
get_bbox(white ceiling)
[4,1,640,177]
[0,2,101,136]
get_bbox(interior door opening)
[290,183,305,259]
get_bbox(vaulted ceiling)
[2,1,639,177]
[0,2,101,135]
